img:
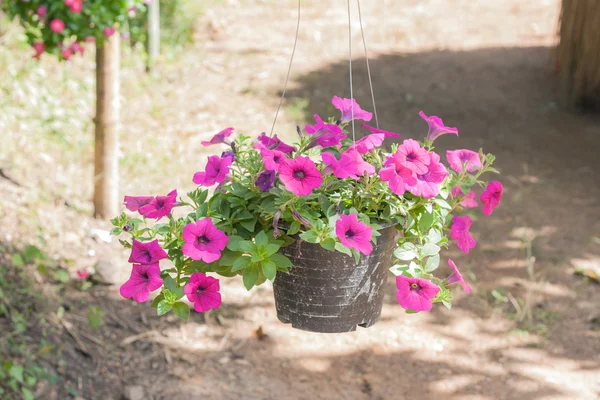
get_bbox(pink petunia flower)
[396,139,430,174]
[406,152,448,198]
[120,263,163,303]
[350,133,384,154]
[451,187,478,208]
[305,115,347,148]
[361,124,401,138]
[71,41,84,56]
[103,27,116,37]
[69,0,82,13]
[332,96,373,123]
[201,127,234,146]
[419,111,458,142]
[138,189,177,219]
[322,149,374,180]
[278,156,323,196]
[256,133,295,154]
[184,272,222,312]
[446,149,482,173]
[50,19,65,33]
[61,47,73,60]
[450,215,477,254]
[259,146,286,171]
[395,275,440,312]
[84,36,96,43]
[447,259,471,293]
[124,195,154,212]
[335,214,373,255]
[480,181,503,215]
[182,218,229,263]
[379,153,417,196]
[36,5,47,18]
[193,155,233,186]
[128,239,169,265]
[33,42,45,59]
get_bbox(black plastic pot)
[273,225,397,333]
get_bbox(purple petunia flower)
[419,111,458,142]
[184,272,222,313]
[305,115,347,148]
[256,170,276,192]
[395,275,440,312]
[278,156,323,196]
[447,259,471,293]
[201,127,235,146]
[256,133,295,154]
[332,96,373,123]
[335,214,373,255]
[182,218,229,263]
[450,215,477,254]
[138,189,177,219]
[193,155,233,187]
[128,239,169,265]
[124,195,154,212]
[120,263,163,303]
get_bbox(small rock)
[123,385,145,400]
[90,228,112,243]
[94,259,130,285]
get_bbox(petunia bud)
[123,223,133,232]
[296,125,303,138]
[292,211,311,227]
[273,210,282,238]
[221,151,236,161]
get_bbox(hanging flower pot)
[273,224,397,333]
[111,95,503,331]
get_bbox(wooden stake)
[147,0,160,70]
[94,32,120,219]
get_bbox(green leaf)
[394,246,417,261]
[334,242,352,257]
[269,253,293,270]
[173,302,190,320]
[242,267,259,290]
[163,276,178,293]
[226,235,245,251]
[320,238,335,251]
[157,300,172,316]
[442,300,452,310]
[352,249,361,264]
[255,230,269,246]
[151,294,164,308]
[433,198,451,210]
[218,250,240,266]
[87,306,104,329]
[261,260,277,281]
[424,254,440,272]
[110,227,123,236]
[419,212,434,232]
[421,243,441,257]
[390,264,408,276]
[427,229,442,245]
[239,241,256,253]
[236,210,254,220]
[264,243,280,256]
[9,365,23,383]
[231,256,252,272]
[11,254,24,267]
[21,388,34,400]
[299,230,319,243]
[240,217,257,232]
[287,221,301,235]
[197,189,209,204]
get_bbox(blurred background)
[1,0,599,399]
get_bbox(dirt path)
[3,0,600,399]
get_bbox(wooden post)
[147,0,160,70]
[94,32,120,219]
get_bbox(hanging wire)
[269,0,301,137]
[357,0,379,128]
[347,0,355,142]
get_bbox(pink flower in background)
[419,111,458,142]
[138,189,177,219]
[193,155,233,186]
[451,187,478,208]
[450,215,477,254]
[259,146,286,171]
[103,27,116,37]
[278,156,322,196]
[61,47,73,60]
[396,139,430,174]
[395,275,440,312]
[447,259,471,293]
[322,149,373,180]
[50,19,65,33]
[120,263,163,303]
[201,127,234,146]
[480,181,503,215]
[128,239,169,264]
[84,36,96,43]
[76,269,90,280]
[256,133,295,154]
[332,96,373,123]
[361,124,401,138]
[124,195,154,212]
[446,149,482,173]
[406,152,448,198]
[32,42,45,59]
[306,115,346,148]
[182,218,229,263]
[184,272,222,313]
[335,214,373,255]
[379,152,417,196]
[71,42,84,56]
[68,0,82,13]
[350,133,384,154]
[36,5,47,18]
